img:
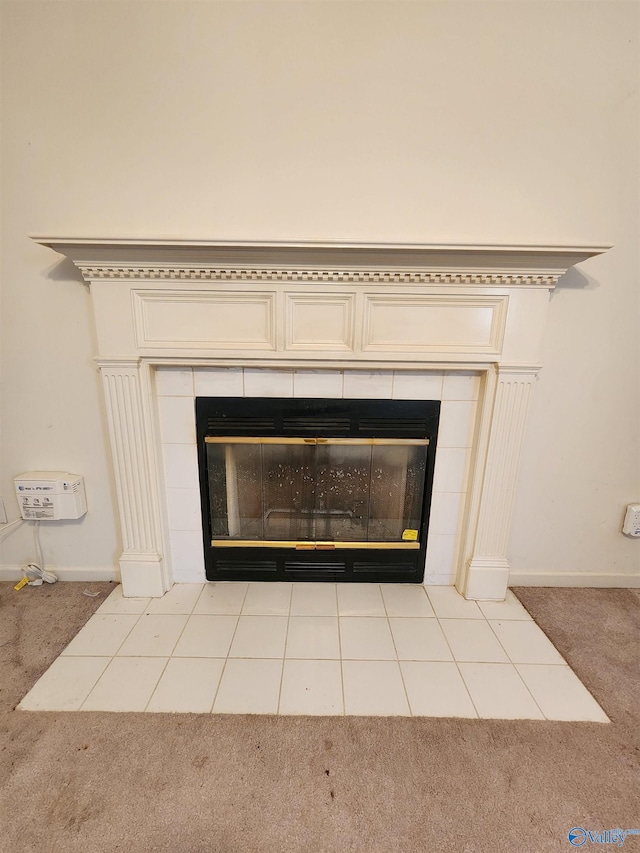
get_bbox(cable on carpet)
[13,521,58,589]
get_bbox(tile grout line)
[381,585,413,716]
[483,617,550,720]
[429,602,480,719]
[515,660,610,723]
[209,583,250,713]
[79,653,167,713]
[307,587,599,720]
[487,615,571,664]
[108,610,145,657]
[510,662,551,721]
[72,657,113,712]
[336,584,346,716]
[65,609,144,658]
[276,584,294,715]
[438,592,568,720]
[143,586,203,712]
[143,657,173,712]
[74,599,147,710]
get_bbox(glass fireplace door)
[205,437,428,549]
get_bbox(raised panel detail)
[285,293,355,351]
[133,291,275,350]
[363,295,507,355]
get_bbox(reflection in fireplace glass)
[206,438,428,545]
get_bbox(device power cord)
[24,521,58,586]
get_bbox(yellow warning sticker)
[13,576,29,591]
[402,529,419,541]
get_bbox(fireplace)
[32,237,608,599]
[197,397,439,582]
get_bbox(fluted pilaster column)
[99,359,168,597]
[459,365,539,600]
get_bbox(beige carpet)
[1,582,638,853]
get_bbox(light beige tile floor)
[18,583,609,722]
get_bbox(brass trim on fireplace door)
[205,437,429,446]
[205,436,316,445]
[316,438,429,445]
[211,539,421,550]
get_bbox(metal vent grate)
[284,561,346,572]
[216,560,278,573]
[353,561,416,573]
[207,417,276,434]
[358,418,428,436]
[282,416,350,434]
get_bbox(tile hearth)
[18,583,608,721]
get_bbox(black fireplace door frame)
[196,397,440,583]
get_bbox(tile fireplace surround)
[34,238,607,600]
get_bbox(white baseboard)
[2,565,637,589]
[0,565,119,583]
[509,571,640,589]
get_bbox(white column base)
[120,553,167,598]
[457,559,510,601]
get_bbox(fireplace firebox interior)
[197,398,439,582]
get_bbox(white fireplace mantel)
[33,237,608,599]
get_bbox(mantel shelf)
[31,236,610,280]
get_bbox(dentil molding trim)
[62,268,564,286]
[32,237,610,287]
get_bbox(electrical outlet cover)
[622,504,640,537]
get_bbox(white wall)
[1,1,638,583]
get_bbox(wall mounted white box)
[14,472,87,520]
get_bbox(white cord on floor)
[24,521,58,585]
[25,563,58,585]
